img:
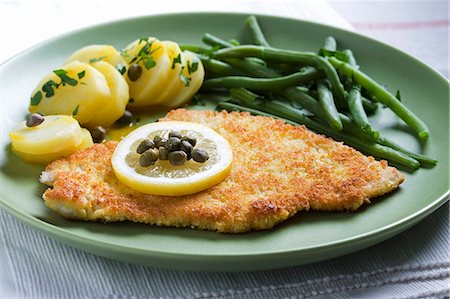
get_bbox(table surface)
[1,1,449,298]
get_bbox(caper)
[180,141,193,160]
[182,136,197,147]
[168,150,187,166]
[128,63,142,81]
[139,149,158,167]
[115,110,133,127]
[165,137,181,151]
[136,139,155,154]
[153,135,163,148]
[90,126,107,143]
[159,147,169,160]
[192,149,209,163]
[169,131,182,139]
[26,113,45,127]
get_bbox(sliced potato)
[9,115,83,155]
[151,41,186,106]
[169,51,205,107]
[122,38,171,107]
[28,61,111,125]
[12,128,93,164]
[65,44,128,70]
[85,61,129,127]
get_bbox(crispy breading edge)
[42,109,404,233]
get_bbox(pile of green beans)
[181,15,436,170]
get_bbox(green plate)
[0,13,448,271]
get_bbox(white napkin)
[1,1,449,299]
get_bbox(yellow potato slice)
[169,51,205,107]
[84,61,129,127]
[12,128,93,165]
[150,41,186,106]
[122,38,171,107]
[65,44,128,71]
[29,61,111,125]
[9,115,83,155]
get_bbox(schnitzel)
[40,109,404,233]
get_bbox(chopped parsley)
[31,68,85,103]
[41,80,59,97]
[72,105,79,116]
[180,74,191,87]
[179,57,200,87]
[187,59,199,75]
[77,70,86,79]
[53,69,78,86]
[30,91,43,105]
[171,53,182,69]
[89,56,106,63]
[395,90,402,102]
[116,63,127,75]
[126,38,160,70]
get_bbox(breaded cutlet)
[40,109,404,233]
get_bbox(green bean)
[322,36,337,52]
[328,56,429,140]
[347,85,379,141]
[202,67,324,91]
[246,15,270,47]
[317,80,343,131]
[179,44,209,54]
[213,45,347,106]
[226,58,279,77]
[377,137,437,166]
[343,49,358,68]
[202,33,234,48]
[200,57,243,76]
[361,96,379,114]
[217,101,420,170]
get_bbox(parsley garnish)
[179,57,200,87]
[116,63,126,75]
[30,91,43,106]
[72,105,79,116]
[128,38,159,70]
[143,57,156,70]
[89,56,106,63]
[77,70,86,79]
[179,66,191,87]
[395,90,401,102]
[42,80,59,97]
[53,69,78,86]
[187,60,199,75]
[171,53,182,69]
[38,69,85,99]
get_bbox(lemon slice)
[111,121,233,196]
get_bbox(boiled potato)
[85,61,129,127]
[122,38,171,107]
[169,51,205,107]
[28,61,111,125]
[9,115,83,155]
[65,44,128,71]
[150,41,186,106]
[12,128,93,164]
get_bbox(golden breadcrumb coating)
[41,109,404,233]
